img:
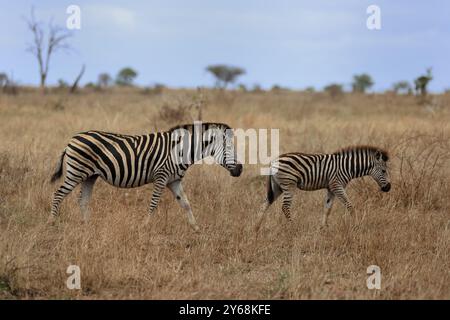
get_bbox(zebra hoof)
[144,216,152,226]
[191,225,200,233]
[46,215,57,226]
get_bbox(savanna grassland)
[0,88,449,299]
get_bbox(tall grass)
[0,89,449,299]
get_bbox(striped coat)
[50,123,242,231]
[255,146,391,230]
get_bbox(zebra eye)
[381,169,386,174]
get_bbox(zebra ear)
[375,150,382,161]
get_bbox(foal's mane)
[333,145,389,160]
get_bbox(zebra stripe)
[50,122,243,231]
[255,145,390,231]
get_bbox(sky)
[0,0,449,92]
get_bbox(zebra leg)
[322,189,335,227]
[148,177,167,215]
[50,176,83,219]
[331,186,355,216]
[281,189,294,221]
[79,176,98,222]
[167,180,199,232]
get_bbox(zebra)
[255,145,390,231]
[50,122,242,231]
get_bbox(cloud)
[84,4,137,31]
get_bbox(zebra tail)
[50,150,66,183]
[267,174,275,204]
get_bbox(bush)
[142,83,166,95]
[324,83,343,99]
[393,81,413,95]
[237,84,247,92]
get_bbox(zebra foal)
[255,145,391,231]
[50,122,242,231]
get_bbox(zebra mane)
[168,122,231,132]
[333,145,389,161]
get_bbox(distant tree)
[271,84,282,92]
[352,73,374,93]
[305,86,315,93]
[141,83,166,95]
[324,83,344,98]
[1,73,19,95]
[271,85,290,92]
[392,81,412,95]
[414,68,433,97]
[97,73,112,88]
[25,8,72,92]
[152,83,166,94]
[116,67,138,86]
[237,83,247,92]
[84,82,96,88]
[0,73,8,88]
[57,79,68,88]
[252,84,263,93]
[206,64,245,89]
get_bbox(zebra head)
[370,149,391,192]
[203,124,243,177]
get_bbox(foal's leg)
[330,185,355,216]
[280,181,297,221]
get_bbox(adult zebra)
[50,122,242,231]
[255,145,390,231]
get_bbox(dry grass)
[0,89,449,299]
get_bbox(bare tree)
[25,8,72,92]
[97,73,112,89]
[70,64,86,94]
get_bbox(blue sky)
[1,0,449,91]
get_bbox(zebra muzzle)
[230,163,243,177]
[381,183,391,192]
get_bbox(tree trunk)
[40,74,46,93]
[70,64,86,94]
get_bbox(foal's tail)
[50,149,66,183]
[267,174,276,204]
[255,174,275,234]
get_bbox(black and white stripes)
[256,146,391,230]
[50,122,242,231]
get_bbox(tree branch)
[70,64,85,94]
[25,7,72,90]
